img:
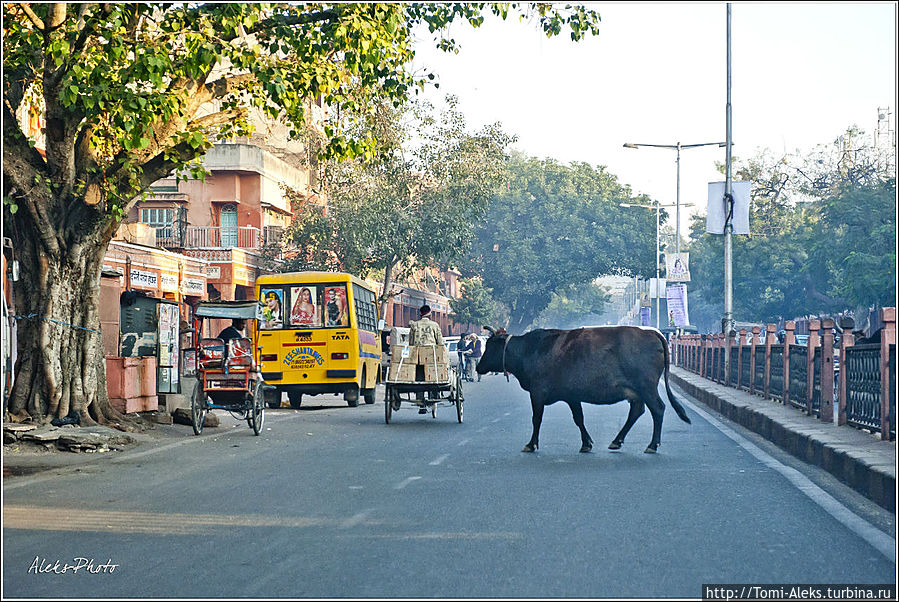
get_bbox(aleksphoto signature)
[28,556,119,575]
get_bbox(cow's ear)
[483,325,496,336]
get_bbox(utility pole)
[723,3,734,339]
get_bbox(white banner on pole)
[666,283,690,327]
[665,252,691,282]
[706,181,751,234]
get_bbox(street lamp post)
[620,200,681,329]
[623,141,726,254]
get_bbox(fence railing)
[672,308,896,441]
[155,226,261,249]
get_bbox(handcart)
[384,345,463,424]
[182,300,270,436]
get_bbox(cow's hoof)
[579,444,592,453]
[644,445,658,454]
[608,441,622,450]
[521,444,538,453]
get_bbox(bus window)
[260,288,285,329]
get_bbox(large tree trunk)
[6,202,127,428]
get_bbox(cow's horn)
[483,325,496,336]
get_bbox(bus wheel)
[361,368,375,404]
[288,391,303,409]
[344,388,359,407]
[265,388,281,409]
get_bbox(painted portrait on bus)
[290,286,318,327]
[261,289,283,329]
[323,286,348,326]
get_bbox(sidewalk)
[670,366,896,512]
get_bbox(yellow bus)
[255,271,381,408]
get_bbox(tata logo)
[332,333,350,341]
[294,331,312,341]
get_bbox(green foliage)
[449,277,508,329]
[282,95,515,287]
[532,281,610,329]
[4,3,600,219]
[687,129,896,326]
[467,156,656,332]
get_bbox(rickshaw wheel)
[384,386,393,424]
[250,381,265,435]
[191,380,207,436]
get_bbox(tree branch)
[15,3,45,30]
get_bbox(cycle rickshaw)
[183,300,269,436]
[383,344,464,424]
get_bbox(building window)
[141,208,174,237]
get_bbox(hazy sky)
[411,2,896,240]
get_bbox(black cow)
[476,326,691,454]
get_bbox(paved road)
[3,373,895,598]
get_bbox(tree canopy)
[282,95,516,318]
[465,156,656,332]
[2,2,601,424]
[686,128,895,328]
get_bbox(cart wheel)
[385,386,393,424]
[191,380,207,436]
[456,396,463,423]
[251,381,265,435]
[455,370,464,403]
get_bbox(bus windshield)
[259,283,348,329]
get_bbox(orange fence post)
[820,319,835,422]
[749,326,761,395]
[764,323,776,399]
[807,320,820,416]
[783,321,795,405]
[838,316,854,427]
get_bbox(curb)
[670,368,896,512]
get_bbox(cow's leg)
[566,401,593,452]
[523,394,544,452]
[609,399,645,450]
[644,391,666,453]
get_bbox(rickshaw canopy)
[194,300,264,321]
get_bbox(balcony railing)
[155,226,261,249]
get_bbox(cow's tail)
[655,330,691,424]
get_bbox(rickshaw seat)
[227,337,255,369]
[199,338,226,368]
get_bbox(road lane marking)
[456,438,470,446]
[2,505,386,536]
[394,476,422,489]
[428,454,449,466]
[679,396,896,563]
[342,509,373,528]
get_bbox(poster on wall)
[666,283,690,327]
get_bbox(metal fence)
[844,343,881,432]
[671,311,895,441]
[788,344,808,412]
[769,344,784,401]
